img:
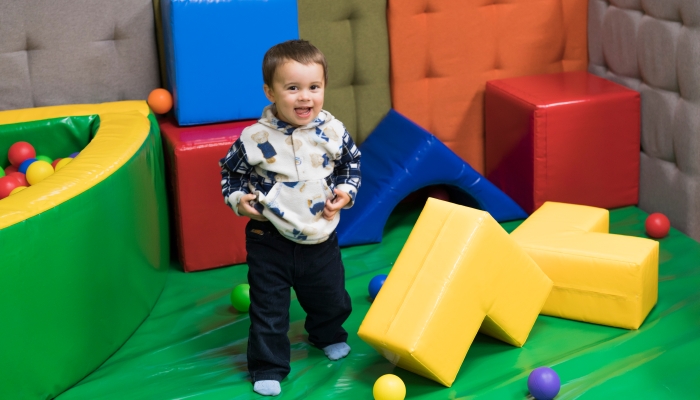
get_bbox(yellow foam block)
[358,198,552,387]
[510,202,659,329]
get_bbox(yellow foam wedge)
[510,202,659,329]
[358,198,553,387]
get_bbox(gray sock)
[253,380,281,396]
[323,342,351,361]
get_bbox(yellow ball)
[10,186,27,195]
[373,374,406,400]
[55,157,73,172]
[26,160,54,185]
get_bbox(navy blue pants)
[245,219,352,383]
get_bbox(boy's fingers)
[325,201,341,211]
[241,193,256,202]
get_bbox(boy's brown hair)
[262,39,328,86]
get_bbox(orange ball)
[147,88,173,114]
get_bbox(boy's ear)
[263,84,275,103]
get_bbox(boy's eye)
[288,86,298,91]
[311,85,320,90]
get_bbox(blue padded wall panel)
[337,109,528,247]
[161,0,299,126]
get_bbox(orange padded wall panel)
[388,0,588,173]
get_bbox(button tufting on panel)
[423,0,434,14]
[25,34,33,52]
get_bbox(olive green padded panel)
[298,0,391,144]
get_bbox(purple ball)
[69,152,80,158]
[527,367,560,400]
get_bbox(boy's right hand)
[237,193,268,221]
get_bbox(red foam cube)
[485,71,640,214]
[160,117,255,272]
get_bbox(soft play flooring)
[58,203,700,399]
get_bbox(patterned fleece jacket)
[219,105,361,244]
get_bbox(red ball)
[8,141,36,166]
[645,213,670,239]
[51,158,63,169]
[4,164,18,174]
[8,172,28,187]
[147,88,173,114]
[0,176,20,199]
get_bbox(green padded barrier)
[0,116,96,166]
[0,114,169,399]
[298,0,392,144]
[57,204,700,399]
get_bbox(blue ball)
[528,367,560,400]
[368,274,388,300]
[18,158,37,174]
[69,152,80,158]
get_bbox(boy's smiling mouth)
[295,107,312,117]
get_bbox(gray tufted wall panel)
[0,0,161,111]
[589,0,700,241]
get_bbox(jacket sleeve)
[220,138,253,216]
[333,129,361,208]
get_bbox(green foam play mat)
[57,204,700,399]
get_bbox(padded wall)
[388,0,588,173]
[588,0,700,242]
[161,0,299,125]
[298,0,392,144]
[0,0,161,111]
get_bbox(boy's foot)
[253,380,281,396]
[323,342,351,361]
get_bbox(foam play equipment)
[56,205,700,398]
[160,117,255,271]
[337,109,527,247]
[0,101,169,399]
[387,0,588,172]
[298,0,391,144]
[589,0,700,242]
[358,198,552,387]
[511,202,658,329]
[161,0,299,125]
[486,71,640,214]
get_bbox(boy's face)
[263,60,325,127]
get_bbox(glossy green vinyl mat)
[58,205,700,399]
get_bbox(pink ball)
[645,213,670,239]
[8,141,36,166]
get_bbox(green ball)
[0,165,4,178]
[36,155,53,164]
[230,283,251,312]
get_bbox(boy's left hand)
[323,189,350,221]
